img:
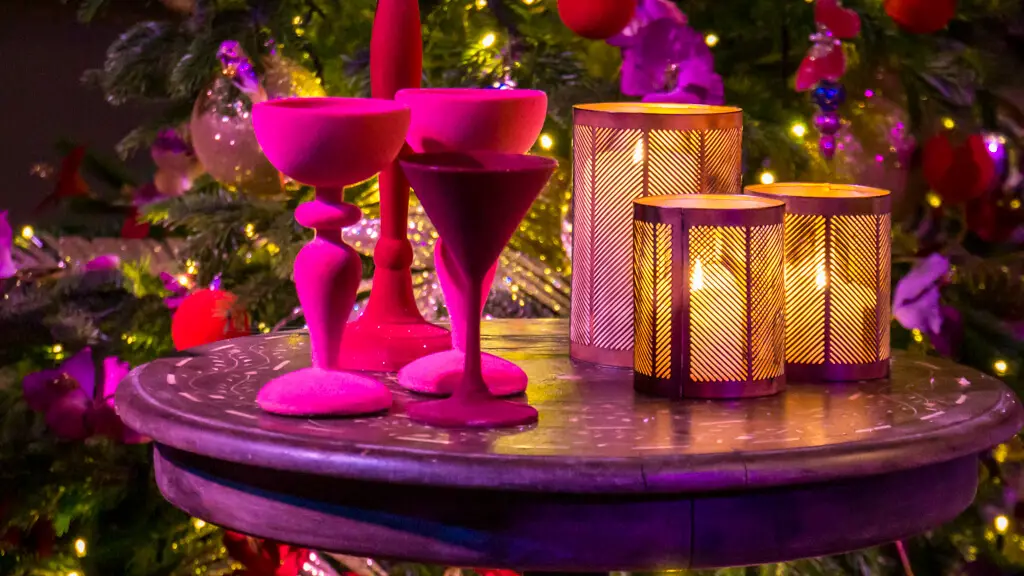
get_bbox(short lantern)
[744,183,892,382]
[571,103,744,367]
[632,195,786,399]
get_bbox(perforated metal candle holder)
[632,195,786,399]
[571,103,744,367]
[745,183,892,382]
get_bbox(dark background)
[0,0,166,225]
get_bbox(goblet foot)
[407,395,538,428]
[397,350,527,397]
[337,318,451,371]
[257,367,392,417]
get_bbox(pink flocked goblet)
[400,151,557,428]
[251,97,410,417]
[394,88,547,397]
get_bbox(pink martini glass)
[250,97,410,417]
[394,88,548,397]
[400,151,557,428]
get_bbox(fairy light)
[68,572,80,576]
[926,192,942,208]
[20,225,34,239]
[192,518,206,530]
[52,344,63,354]
[994,359,1008,376]
[790,122,807,138]
[539,134,554,150]
[475,0,487,7]
[292,15,302,25]
[911,329,923,343]
[481,33,496,48]
[1011,199,1021,210]
[942,117,956,130]
[74,538,87,557]
[704,33,719,47]
[996,515,1010,534]
[244,223,256,238]
[759,171,776,185]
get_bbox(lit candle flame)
[815,263,826,289]
[692,259,704,291]
[633,138,644,164]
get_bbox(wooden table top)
[118,319,1023,494]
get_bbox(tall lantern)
[632,195,786,399]
[570,103,743,367]
[745,183,892,382]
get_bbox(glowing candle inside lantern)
[690,255,746,381]
[745,182,891,382]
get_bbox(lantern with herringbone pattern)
[745,183,891,382]
[570,103,743,367]
[633,195,786,399]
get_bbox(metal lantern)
[570,103,743,367]
[632,194,786,399]
[745,183,892,382]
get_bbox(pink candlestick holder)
[400,151,557,428]
[334,0,452,373]
[251,97,411,417]
[394,88,547,398]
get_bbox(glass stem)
[455,273,488,401]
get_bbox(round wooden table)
[118,320,1023,571]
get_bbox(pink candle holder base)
[257,368,392,417]
[397,350,528,397]
[338,319,451,372]
[406,396,538,429]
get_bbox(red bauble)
[966,196,1024,244]
[885,0,956,34]
[922,132,995,205]
[557,0,637,40]
[171,289,250,351]
[121,206,151,239]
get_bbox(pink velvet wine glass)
[251,97,410,417]
[394,88,547,397]
[400,151,557,428]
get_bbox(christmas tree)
[3,0,1024,574]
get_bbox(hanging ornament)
[191,41,324,198]
[34,146,91,214]
[158,0,195,13]
[885,0,956,34]
[171,288,250,351]
[558,0,638,40]
[797,0,860,160]
[262,53,326,100]
[922,132,995,205]
[152,129,202,197]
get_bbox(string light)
[942,117,956,130]
[926,192,942,208]
[475,0,487,7]
[1011,199,1021,210]
[68,572,80,576]
[52,344,63,354]
[911,329,924,343]
[192,518,207,530]
[790,122,807,138]
[704,33,719,47]
[539,134,554,150]
[74,538,87,557]
[759,171,776,185]
[481,33,496,48]
[244,223,256,238]
[996,515,1010,534]
[20,225,34,239]
[994,359,1008,376]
